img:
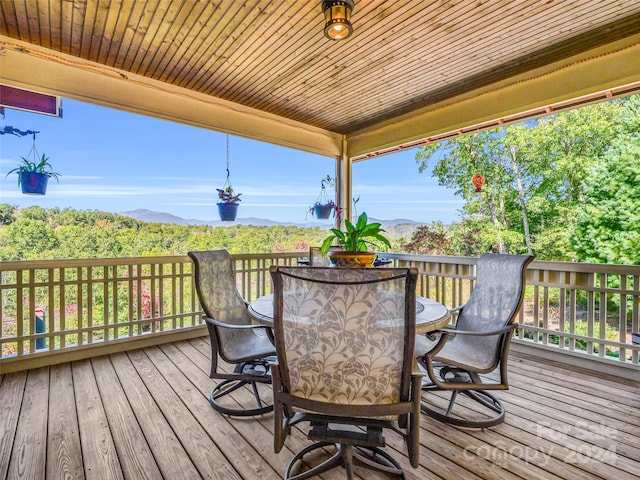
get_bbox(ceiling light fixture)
[322,1,354,40]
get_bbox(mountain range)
[119,209,423,235]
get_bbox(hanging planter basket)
[5,133,60,196]
[216,135,242,222]
[20,171,49,195]
[307,175,338,220]
[217,202,239,221]
[313,203,333,219]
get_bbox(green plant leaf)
[320,236,335,256]
[356,212,367,230]
[318,211,391,255]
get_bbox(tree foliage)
[0,208,331,261]
[401,222,454,255]
[572,101,640,264]
[415,95,639,263]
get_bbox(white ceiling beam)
[347,34,640,159]
[0,36,342,159]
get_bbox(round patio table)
[248,293,450,334]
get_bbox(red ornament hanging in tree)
[471,173,486,193]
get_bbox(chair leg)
[208,359,274,417]
[284,442,406,480]
[420,362,507,428]
[445,391,458,416]
[421,389,506,428]
[285,442,344,480]
[209,379,273,417]
[352,446,405,478]
[344,445,355,480]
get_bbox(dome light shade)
[322,1,354,40]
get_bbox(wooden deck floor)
[1,337,638,480]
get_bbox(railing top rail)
[379,253,478,265]
[0,252,304,271]
[378,253,640,275]
[0,255,192,270]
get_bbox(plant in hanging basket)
[309,199,339,220]
[5,154,60,195]
[320,212,392,267]
[307,175,339,220]
[216,185,242,204]
[216,185,241,221]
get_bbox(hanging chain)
[23,132,39,162]
[226,134,230,181]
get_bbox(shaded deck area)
[1,337,638,480]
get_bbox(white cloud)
[371,199,464,205]
[60,175,102,181]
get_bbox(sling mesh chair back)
[308,246,331,266]
[270,266,422,480]
[417,253,534,428]
[189,250,276,416]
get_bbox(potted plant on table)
[5,153,60,195]
[320,212,392,267]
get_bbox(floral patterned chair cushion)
[269,266,422,478]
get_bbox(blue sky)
[0,99,463,224]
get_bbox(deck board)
[72,359,124,479]
[91,356,162,479]
[0,371,26,480]
[0,340,638,480]
[109,351,201,479]
[47,363,84,480]
[8,368,48,480]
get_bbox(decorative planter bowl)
[327,251,376,268]
[217,202,239,221]
[20,171,49,195]
[313,204,333,219]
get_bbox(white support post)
[336,135,352,228]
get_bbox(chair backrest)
[189,250,254,356]
[309,246,331,266]
[455,253,534,366]
[270,267,418,407]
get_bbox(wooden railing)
[381,253,640,366]
[2,252,639,373]
[0,253,302,372]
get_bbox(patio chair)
[417,253,534,428]
[269,266,422,480]
[308,246,331,266]
[189,250,276,416]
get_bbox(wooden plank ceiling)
[1,0,640,136]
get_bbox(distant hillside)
[120,209,198,226]
[120,209,328,228]
[119,209,424,237]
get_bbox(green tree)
[417,130,526,254]
[401,222,454,255]
[0,204,17,226]
[572,102,640,264]
[415,96,634,260]
[2,219,59,259]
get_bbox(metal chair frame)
[189,250,276,417]
[418,253,534,428]
[270,266,422,479]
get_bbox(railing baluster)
[2,253,638,369]
[558,284,566,350]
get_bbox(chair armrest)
[448,305,465,326]
[442,323,517,338]
[449,304,465,314]
[203,315,273,332]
